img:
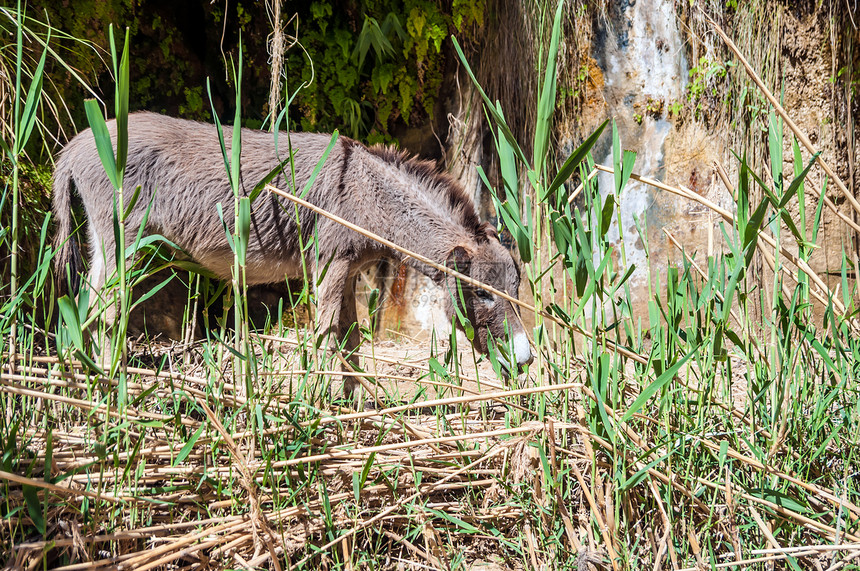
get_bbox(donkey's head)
[443,223,534,373]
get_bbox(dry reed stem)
[716,160,860,235]
[254,332,508,391]
[6,356,272,410]
[8,359,566,461]
[696,477,860,542]
[705,16,859,217]
[52,520,246,571]
[748,505,781,551]
[255,333,545,417]
[0,470,134,504]
[810,178,860,233]
[3,357,565,568]
[195,398,282,571]
[288,445,508,569]
[27,349,527,431]
[381,529,438,567]
[11,515,249,552]
[713,161,845,319]
[677,542,860,571]
[686,527,704,569]
[267,424,545,469]
[312,381,579,428]
[653,525,671,571]
[0,375,200,426]
[693,436,860,521]
[584,373,860,528]
[335,351,440,445]
[826,550,860,571]
[569,163,600,203]
[570,460,619,571]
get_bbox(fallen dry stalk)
[269,423,547,469]
[697,477,860,543]
[288,444,508,570]
[0,470,135,504]
[678,543,860,571]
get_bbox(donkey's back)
[53,112,347,291]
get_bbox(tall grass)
[1,2,859,570]
[3,0,47,365]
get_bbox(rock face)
[549,1,857,320]
[594,0,688,287]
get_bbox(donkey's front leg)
[86,232,117,369]
[314,257,361,397]
[338,271,362,396]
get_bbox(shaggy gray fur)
[53,112,533,386]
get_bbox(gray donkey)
[53,112,534,388]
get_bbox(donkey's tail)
[52,157,83,297]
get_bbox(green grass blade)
[620,149,637,192]
[113,26,131,183]
[451,35,529,168]
[792,138,807,248]
[215,203,236,254]
[83,99,119,189]
[612,120,621,192]
[130,274,176,310]
[768,111,783,195]
[23,486,46,536]
[497,119,519,204]
[237,196,251,266]
[599,194,615,238]
[250,158,290,203]
[206,78,232,190]
[544,119,608,200]
[123,185,142,220]
[533,0,564,171]
[426,507,483,535]
[230,41,244,195]
[621,345,698,423]
[174,423,205,466]
[781,151,820,208]
[811,176,827,244]
[16,36,48,154]
[57,295,84,352]
[299,131,339,199]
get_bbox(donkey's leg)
[86,228,117,365]
[338,272,363,396]
[314,257,351,385]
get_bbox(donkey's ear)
[477,221,499,241]
[446,246,472,275]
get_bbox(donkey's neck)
[374,200,474,281]
[394,226,474,282]
[355,150,480,280]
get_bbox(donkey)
[53,112,534,390]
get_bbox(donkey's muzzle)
[513,332,534,367]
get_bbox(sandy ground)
[257,328,519,405]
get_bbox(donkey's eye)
[476,289,494,302]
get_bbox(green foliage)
[290,0,485,140]
[687,55,734,119]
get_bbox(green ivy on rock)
[290,0,484,142]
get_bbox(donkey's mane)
[364,144,492,243]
